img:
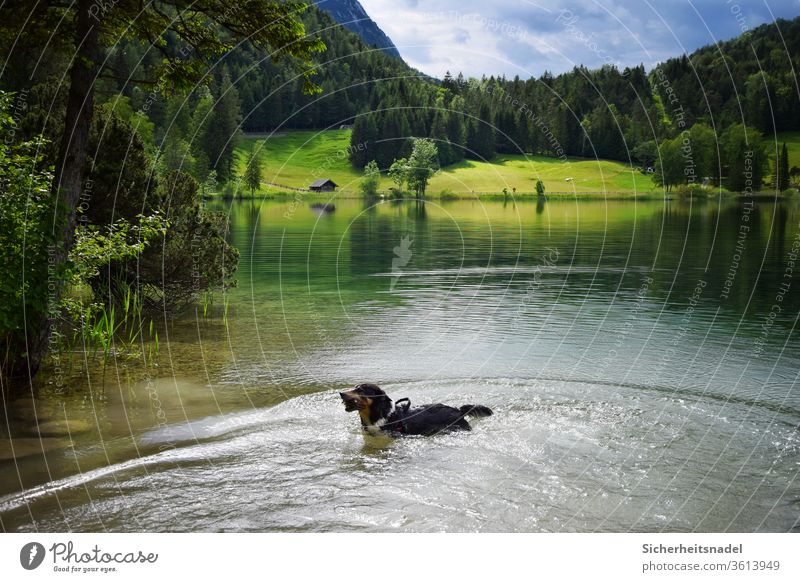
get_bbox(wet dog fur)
[339,383,493,436]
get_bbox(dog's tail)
[459,404,493,418]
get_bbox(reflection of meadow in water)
[1,197,799,531]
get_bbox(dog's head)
[339,383,393,425]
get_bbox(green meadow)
[426,156,657,194]
[236,130,365,192]
[236,129,800,197]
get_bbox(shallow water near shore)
[1,196,799,532]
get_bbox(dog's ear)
[374,395,393,419]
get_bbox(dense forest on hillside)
[347,17,800,192]
[6,7,797,190]
[2,5,419,187]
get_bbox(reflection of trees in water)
[409,199,427,220]
[348,203,415,281]
[649,199,799,321]
[225,197,800,331]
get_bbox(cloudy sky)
[359,0,800,78]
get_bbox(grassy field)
[235,129,800,196]
[236,130,366,192]
[426,156,657,194]
[236,130,659,196]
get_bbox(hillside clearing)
[236,129,800,196]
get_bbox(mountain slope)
[654,17,800,133]
[314,0,401,58]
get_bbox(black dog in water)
[339,383,493,436]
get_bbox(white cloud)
[358,0,800,78]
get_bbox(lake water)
[1,196,799,532]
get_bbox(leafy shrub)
[0,92,56,378]
[115,170,239,312]
[675,184,708,199]
[359,160,380,197]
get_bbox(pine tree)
[466,103,495,161]
[206,69,242,182]
[244,148,263,195]
[777,142,790,191]
[446,99,467,162]
[189,85,215,182]
[721,124,766,192]
[430,111,452,166]
[350,116,368,168]
[442,71,458,95]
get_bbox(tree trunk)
[23,0,100,382]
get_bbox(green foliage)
[388,158,408,191]
[654,20,800,133]
[203,170,218,196]
[67,214,168,285]
[134,170,239,311]
[350,115,379,169]
[0,92,56,376]
[221,6,408,134]
[189,85,215,181]
[654,137,685,192]
[83,111,238,309]
[86,110,156,226]
[633,141,658,169]
[536,178,546,196]
[1,1,325,96]
[467,103,496,161]
[687,123,719,181]
[675,184,708,199]
[387,139,440,197]
[0,0,332,380]
[244,148,263,195]
[98,96,156,154]
[64,216,167,361]
[359,160,380,196]
[653,124,766,192]
[203,70,242,183]
[721,124,767,192]
[345,17,800,180]
[777,143,790,191]
[405,139,439,197]
[221,182,238,200]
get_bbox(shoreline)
[209,189,797,202]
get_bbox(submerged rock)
[27,419,92,437]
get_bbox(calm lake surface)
[1,196,799,532]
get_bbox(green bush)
[359,160,380,197]
[125,170,239,312]
[0,92,56,378]
[675,184,708,199]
